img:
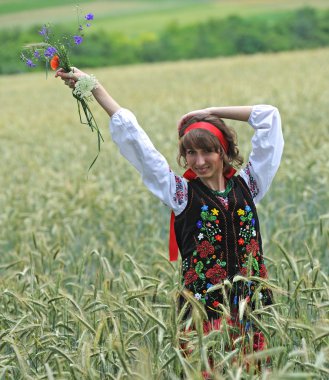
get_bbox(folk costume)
[110,105,283,329]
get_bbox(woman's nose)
[195,153,205,166]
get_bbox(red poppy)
[50,55,60,70]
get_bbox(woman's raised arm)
[55,67,121,116]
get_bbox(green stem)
[73,93,104,171]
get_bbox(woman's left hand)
[55,67,86,89]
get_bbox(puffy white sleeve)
[240,105,284,204]
[109,108,188,215]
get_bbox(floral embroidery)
[206,264,227,284]
[259,264,268,278]
[184,268,199,286]
[181,195,272,311]
[196,205,222,244]
[243,162,260,199]
[182,204,227,306]
[246,239,259,256]
[237,204,266,281]
[197,240,214,258]
[172,174,187,205]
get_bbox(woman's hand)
[55,67,121,116]
[178,106,252,128]
[55,67,86,89]
[178,108,211,129]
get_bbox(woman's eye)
[187,150,195,155]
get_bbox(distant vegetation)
[2,6,329,75]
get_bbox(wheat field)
[0,48,328,379]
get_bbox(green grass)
[0,48,328,378]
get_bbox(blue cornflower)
[73,35,83,45]
[85,13,94,21]
[245,205,251,212]
[206,283,213,289]
[86,23,91,27]
[251,218,255,226]
[196,220,203,229]
[39,26,48,36]
[26,59,36,68]
[233,295,238,305]
[33,51,40,59]
[44,46,57,58]
[201,205,208,211]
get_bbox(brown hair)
[177,115,244,175]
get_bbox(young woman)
[56,67,284,353]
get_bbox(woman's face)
[185,148,223,181]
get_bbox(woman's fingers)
[178,109,209,127]
[64,79,76,88]
[55,68,66,78]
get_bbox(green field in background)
[0,3,328,374]
[1,0,328,33]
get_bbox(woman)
[56,67,284,351]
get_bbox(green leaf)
[201,211,208,220]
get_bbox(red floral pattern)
[246,239,259,256]
[196,240,214,258]
[184,268,199,286]
[181,197,272,313]
[206,264,227,284]
[259,264,268,278]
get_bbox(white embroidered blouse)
[109,105,284,216]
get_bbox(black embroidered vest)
[174,176,272,317]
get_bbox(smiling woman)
[55,63,284,373]
[178,116,244,180]
[1,47,328,378]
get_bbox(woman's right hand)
[178,108,211,129]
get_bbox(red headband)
[184,121,229,153]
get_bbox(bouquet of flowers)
[21,8,103,170]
